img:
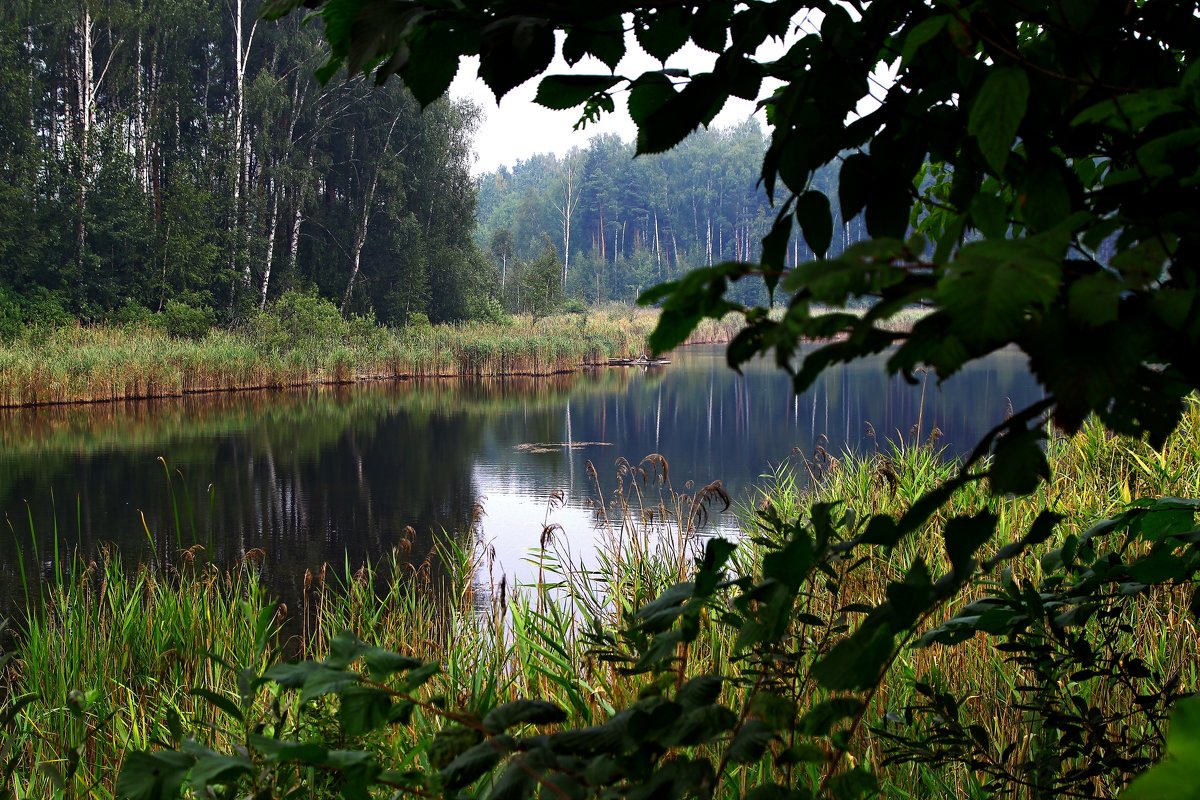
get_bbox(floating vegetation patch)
[514,441,613,454]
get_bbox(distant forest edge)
[474,123,863,309]
[0,3,868,340]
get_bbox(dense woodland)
[475,123,863,308]
[0,0,876,334]
[0,0,489,332]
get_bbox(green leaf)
[562,15,625,69]
[677,675,724,710]
[362,649,423,680]
[400,26,462,107]
[901,15,949,66]
[1124,696,1200,800]
[300,666,361,703]
[828,767,878,800]
[690,2,733,52]
[839,153,873,221]
[1068,271,1123,327]
[989,426,1049,496]
[327,630,371,669]
[188,688,242,723]
[969,193,1008,240]
[1021,159,1071,231]
[482,700,567,734]
[339,687,392,736]
[798,697,864,735]
[248,734,328,763]
[478,18,556,102]
[401,661,441,691]
[938,234,1065,347]
[627,72,677,127]
[1072,88,1185,132]
[635,7,691,62]
[749,691,798,729]
[115,750,194,800]
[796,191,833,258]
[428,726,484,771]
[968,68,1030,175]
[534,75,622,110]
[439,739,506,790]
[944,513,998,576]
[670,704,739,745]
[811,624,894,690]
[727,719,774,763]
[186,752,254,793]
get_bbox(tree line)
[0,0,493,334]
[475,121,865,310]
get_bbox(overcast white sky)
[447,29,798,176]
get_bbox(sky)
[447,28,798,176]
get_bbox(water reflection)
[0,345,1043,608]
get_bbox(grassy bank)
[3,403,1197,797]
[0,302,743,409]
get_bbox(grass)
[0,307,745,409]
[2,401,1197,798]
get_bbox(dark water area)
[0,344,1043,612]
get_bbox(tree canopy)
[275,0,1200,495]
[0,0,491,331]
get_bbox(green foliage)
[0,3,486,331]
[285,1,1200,796]
[103,486,1200,799]
[520,239,565,321]
[159,300,215,341]
[251,289,350,352]
[307,0,1200,447]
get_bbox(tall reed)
[0,308,744,409]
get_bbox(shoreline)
[0,311,743,411]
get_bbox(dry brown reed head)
[540,523,564,549]
[874,457,901,498]
[179,544,205,565]
[641,453,670,484]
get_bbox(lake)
[0,344,1043,609]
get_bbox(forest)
[475,123,862,308]
[0,0,489,333]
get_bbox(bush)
[113,300,156,328]
[0,287,20,343]
[20,287,72,332]
[159,299,215,340]
[465,294,511,325]
[252,289,349,352]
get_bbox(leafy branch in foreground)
[106,486,1200,799]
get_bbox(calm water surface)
[0,344,1043,607]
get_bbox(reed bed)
[3,401,1196,798]
[0,308,744,409]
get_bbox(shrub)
[159,299,215,340]
[252,289,349,352]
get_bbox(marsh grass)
[0,308,744,408]
[3,401,1198,798]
